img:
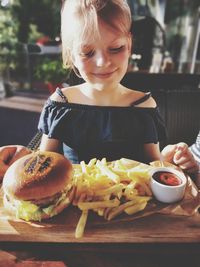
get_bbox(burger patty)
[5,185,74,209]
[30,191,62,207]
[30,187,73,208]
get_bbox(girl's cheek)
[79,61,89,71]
[74,58,87,70]
[114,50,129,61]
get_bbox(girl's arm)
[144,143,161,163]
[39,134,61,152]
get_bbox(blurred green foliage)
[0,0,62,83]
[34,57,70,84]
[0,6,18,73]
[11,0,61,43]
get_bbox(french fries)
[75,210,88,239]
[78,198,120,210]
[72,158,153,238]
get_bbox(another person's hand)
[0,145,32,182]
[161,142,199,174]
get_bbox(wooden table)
[1,203,200,267]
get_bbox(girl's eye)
[80,50,94,58]
[109,45,125,53]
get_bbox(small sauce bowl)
[150,167,187,203]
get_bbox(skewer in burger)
[2,151,74,221]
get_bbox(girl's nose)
[95,51,110,67]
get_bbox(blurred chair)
[166,89,200,146]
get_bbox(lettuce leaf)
[16,200,42,221]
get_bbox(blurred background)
[0,0,200,147]
[0,0,199,96]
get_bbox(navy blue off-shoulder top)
[38,88,167,164]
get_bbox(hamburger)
[2,151,74,221]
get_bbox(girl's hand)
[161,142,199,174]
[0,145,32,182]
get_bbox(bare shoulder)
[128,89,157,108]
[50,86,79,102]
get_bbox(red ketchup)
[153,171,182,186]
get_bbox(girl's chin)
[88,81,116,90]
[85,77,121,89]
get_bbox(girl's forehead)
[73,26,127,49]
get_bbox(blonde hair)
[61,0,132,70]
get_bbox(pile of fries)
[72,158,153,238]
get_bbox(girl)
[0,1,198,182]
[38,0,166,164]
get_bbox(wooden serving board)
[1,185,200,244]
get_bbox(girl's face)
[72,20,131,89]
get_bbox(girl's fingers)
[173,142,188,161]
[0,146,32,182]
[0,145,31,166]
[0,161,9,182]
[178,159,198,171]
[9,147,31,165]
[174,152,192,165]
[174,153,199,174]
[176,142,188,153]
[172,142,199,173]
[0,146,18,163]
[161,144,178,162]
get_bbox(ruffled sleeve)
[38,99,70,140]
[140,107,167,146]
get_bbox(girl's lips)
[91,70,117,78]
